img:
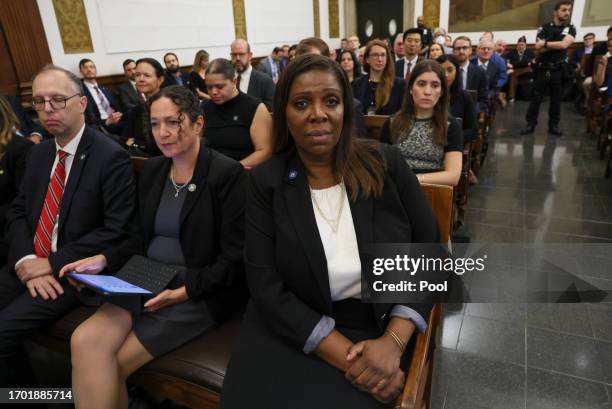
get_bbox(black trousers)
[0,267,81,386]
[525,67,563,127]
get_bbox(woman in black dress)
[339,49,362,84]
[436,54,476,145]
[189,49,210,101]
[220,54,441,408]
[203,58,272,169]
[122,58,165,156]
[352,39,405,115]
[61,86,247,409]
[0,95,33,265]
[380,60,463,186]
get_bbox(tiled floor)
[432,100,612,409]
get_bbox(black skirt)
[220,299,415,409]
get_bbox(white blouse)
[310,183,362,300]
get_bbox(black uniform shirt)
[536,22,576,64]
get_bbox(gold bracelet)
[385,329,405,352]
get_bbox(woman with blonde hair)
[189,49,211,101]
[0,95,33,265]
[352,39,405,115]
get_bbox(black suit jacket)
[471,60,500,95]
[246,69,275,112]
[395,56,424,80]
[104,146,247,323]
[5,125,136,274]
[242,145,440,350]
[163,71,192,88]
[464,63,490,114]
[506,48,536,69]
[118,81,139,112]
[352,75,406,115]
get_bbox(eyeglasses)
[32,94,81,111]
[230,52,247,58]
[454,46,471,51]
[368,53,387,60]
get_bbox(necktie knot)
[58,150,68,162]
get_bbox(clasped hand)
[345,334,406,403]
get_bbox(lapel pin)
[80,154,86,160]
[288,170,297,180]
[188,183,196,192]
[233,115,239,121]
[0,170,4,175]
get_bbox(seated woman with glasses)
[60,85,247,409]
[352,39,405,116]
[203,59,273,169]
[122,58,166,156]
[220,54,441,408]
[380,60,462,186]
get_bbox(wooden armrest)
[396,304,441,409]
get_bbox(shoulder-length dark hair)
[436,54,461,99]
[364,39,395,112]
[273,54,385,201]
[339,49,361,82]
[390,60,449,146]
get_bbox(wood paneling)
[0,0,52,97]
[329,0,340,38]
[232,0,247,39]
[313,0,320,37]
[0,24,19,96]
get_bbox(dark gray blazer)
[247,68,275,112]
[118,81,139,112]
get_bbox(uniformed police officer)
[521,0,575,136]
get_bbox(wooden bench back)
[420,183,454,243]
[363,115,388,140]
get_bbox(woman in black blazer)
[0,95,34,266]
[352,39,406,115]
[220,55,442,408]
[60,86,247,409]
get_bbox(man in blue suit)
[79,58,124,136]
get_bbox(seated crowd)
[0,9,611,407]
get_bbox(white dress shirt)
[15,125,85,268]
[237,65,253,94]
[460,61,470,90]
[403,55,419,79]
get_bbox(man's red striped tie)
[34,150,68,257]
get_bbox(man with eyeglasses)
[471,39,501,99]
[230,39,275,112]
[453,36,489,114]
[521,0,575,136]
[0,65,135,387]
[396,28,424,83]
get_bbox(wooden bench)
[363,114,388,140]
[31,159,453,409]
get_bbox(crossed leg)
[71,303,154,409]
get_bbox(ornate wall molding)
[328,0,339,38]
[51,0,93,53]
[423,0,440,29]
[232,0,247,39]
[313,0,320,37]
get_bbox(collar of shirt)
[238,64,253,93]
[461,61,470,71]
[404,55,418,65]
[55,123,85,157]
[478,59,488,68]
[585,47,593,54]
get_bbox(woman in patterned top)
[380,60,462,186]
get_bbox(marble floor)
[432,100,612,409]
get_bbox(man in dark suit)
[257,47,283,83]
[395,28,424,82]
[0,65,135,386]
[79,58,124,135]
[163,52,192,88]
[505,36,536,102]
[231,39,275,112]
[470,39,501,98]
[118,58,140,112]
[453,36,489,113]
